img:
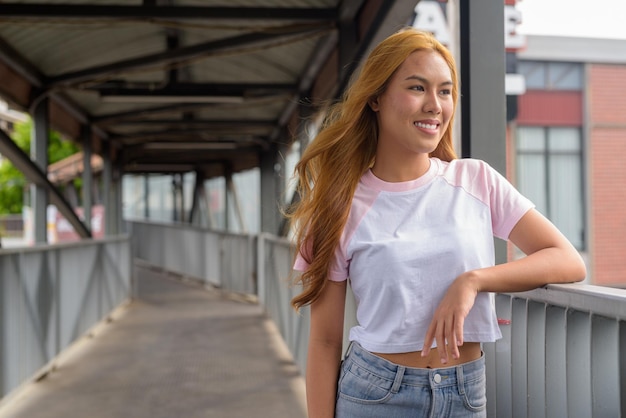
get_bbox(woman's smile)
[414,119,441,134]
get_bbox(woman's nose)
[423,91,442,114]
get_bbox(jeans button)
[433,373,442,384]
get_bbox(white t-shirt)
[295,157,534,353]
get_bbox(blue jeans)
[335,342,487,417]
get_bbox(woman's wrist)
[458,269,483,294]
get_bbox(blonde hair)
[289,28,459,309]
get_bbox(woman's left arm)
[472,208,586,292]
[422,208,586,363]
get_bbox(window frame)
[516,125,586,250]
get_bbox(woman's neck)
[371,155,431,182]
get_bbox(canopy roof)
[0,0,417,179]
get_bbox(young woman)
[289,28,586,417]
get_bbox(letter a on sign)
[413,1,450,45]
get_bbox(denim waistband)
[344,341,485,390]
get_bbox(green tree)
[0,118,80,214]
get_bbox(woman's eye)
[440,89,452,95]
[410,85,424,91]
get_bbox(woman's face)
[370,49,454,166]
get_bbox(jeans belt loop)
[456,364,466,395]
[344,341,355,360]
[391,365,405,394]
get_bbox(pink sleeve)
[292,181,379,282]
[293,252,310,272]
[446,159,534,240]
[484,163,534,239]
[292,238,349,281]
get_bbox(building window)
[518,61,583,90]
[517,126,585,250]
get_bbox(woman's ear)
[368,97,379,112]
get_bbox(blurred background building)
[512,34,626,287]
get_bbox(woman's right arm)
[306,280,347,418]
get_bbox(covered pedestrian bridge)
[0,1,625,417]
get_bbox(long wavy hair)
[289,28,459,309]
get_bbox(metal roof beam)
[0,36,44,87]
[93,103,220,125]
[93,82,296,93]
[110,127,267,142]
[122,144,255,163]
[92,94,288,124]
[338,0,367,21]
[0,128,91,238]
[96,82,297,102]
[47,23,333,88]
[123,163,196,173]
[0,4,337,21]
[109,119,276,127]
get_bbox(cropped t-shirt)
[294,157,534,353]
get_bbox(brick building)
[511,35,626,286]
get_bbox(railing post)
[257,233,266,306]
[31,97,49,244]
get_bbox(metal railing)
[257,233,308,373]
[0,236,131,399]
[129,220,256,295]
[129,221,626,417]
[484,285,626,418]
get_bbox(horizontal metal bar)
[511,283,626,321]
[0,4,337,21]
[93,82,297,96]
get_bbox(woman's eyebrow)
[405,75,453,86]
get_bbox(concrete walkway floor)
[0,263,307,418]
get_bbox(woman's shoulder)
[442,157,490,168]
[435,157,494,178]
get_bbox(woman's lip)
[415,118,440,125]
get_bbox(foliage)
[0,118,80,214]
[0,162,25,214]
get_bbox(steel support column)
[226,170,246,233]
[457,2,507,417]
[459,0,507,168]
[81,125,93,230]
[171,173,184,223]
[143,175,150,219]
[189,171,202,225]
[223,170,230,230]
[31,98,49,243]
[113,160,123,233]
[102,141,113,235]
[278,101,314,237]
[458,0,506,263]
[106,151,122,234]
[260,143,283,234]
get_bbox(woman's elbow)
[563,248,587,283]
